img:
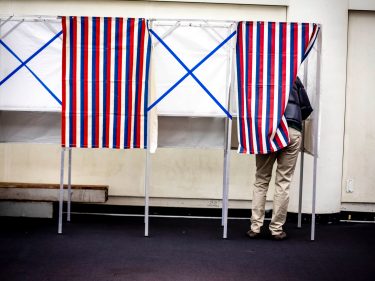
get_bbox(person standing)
[247,76,313,240]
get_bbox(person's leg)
[250,153,277,234]
[269,127,302,236]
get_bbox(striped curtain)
[236,21,319,154]
[61,16,151,149]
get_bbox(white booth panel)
[0,19,62,111]
[152,20,235,117]
[158,116,225,148]
[0,111,60,144]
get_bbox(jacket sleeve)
[296,78,313,120]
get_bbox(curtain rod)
[1,14,235,23]
[0,15,60,23]
[0,15,321,27]
[149,18,236,23]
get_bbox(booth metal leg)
[221,181,226,227]
[298,56,309,229]
[222,151,229,239]
[222,32,235,238]
[222,118,232,239]
[58,148,66,234]
[311,27,322,241]
[297,125,305,228]
[67,148,72,222]
[144,149,150,237]
[311,153,317,241]
[222,148,228,227]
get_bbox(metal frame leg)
[311,27,322,241]
[298,62,309,228]
[222,118,232,239]
[67,148,72,222]
[311,153,318,240]
[222,159,227,227]
[223,29,238,238]
[144,148,150,237]
[297,125,305,228]
[144,22,152,237]
[58,148,66,234]
[222,26,236,239]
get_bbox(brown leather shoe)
[246,230,260,239]
[272,231,287,240]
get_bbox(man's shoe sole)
[272,232,287,240]
[246,230,260,239]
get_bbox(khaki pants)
[250,127,302,235]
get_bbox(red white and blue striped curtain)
[61,16,151,149]
[236,21,319,154]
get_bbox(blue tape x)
[0,30,63,105]
[148,29,236,119]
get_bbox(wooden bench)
[0,182,108,218]
[0,182,108,202]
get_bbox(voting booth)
[0,15,321,240]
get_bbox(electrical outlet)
[346,178,354,193]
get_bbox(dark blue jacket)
[285,76,313,132]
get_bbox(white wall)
[342,10,375,204]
